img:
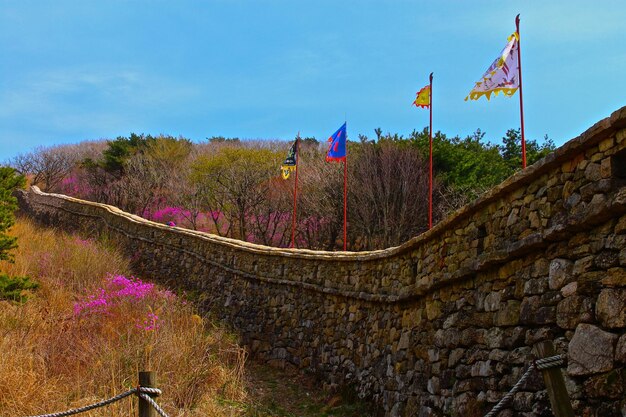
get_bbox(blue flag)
[326,122,347,162]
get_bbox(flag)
[413,85,431,108]
[326,123,347,162]
[280,140,298,179]
[465,32,520,101]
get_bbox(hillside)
[0,218,372,417]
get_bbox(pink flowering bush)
[59,174,93,199]
[74,274,175,331]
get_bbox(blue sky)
[1,0,625,160]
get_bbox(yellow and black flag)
[281,139,298,179]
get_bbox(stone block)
[583,370,624,399]
[573,256,594,276]
[470,360,494,377]
[494,300,521,326]
[549,258,574,290]
[425,300,442,321]
[520,296,555,324]
[484,291,502,312]
[525,327,554,345]
[595,250,620,269]
[596,289,626,328]
[561,281,578,297]
[568,324,617,376]
[616,334,626,363]
[398,331,411,350]
[557,295,594,329]
[448,348,465,368]
[532,258,550,277]
[599,137,615,152]
[523,278,548,295]
[616,215,626,234]
[601,157,613,178]
[512,391,534,411]
[601,269,626,289]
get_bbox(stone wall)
[18,107,626,417]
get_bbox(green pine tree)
[0,166,26,262]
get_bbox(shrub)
[0,273,38,302]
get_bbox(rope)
[19,387,165,417]
[137,393,170,417]
[484,354,565,417]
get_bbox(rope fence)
[12,349,571,417]
[484,354,566,417]
[19,386,168,417]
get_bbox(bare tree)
[297,149,345,250]
[349,141,429,249]
[10,145,79,191]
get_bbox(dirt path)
[240,361,375,417]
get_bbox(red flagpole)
[428,72,433,230]
[343,155,348,251]
[290,134,300,248]
[516,14,527,169]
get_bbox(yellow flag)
[413,85,431,108]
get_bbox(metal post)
[428,72,433,229]
[516,14,527,169]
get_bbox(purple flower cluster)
[60,175,93,199]
[74,275,175,331]
[148,207,191,222]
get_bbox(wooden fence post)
[533,341,574,417]
[139,371,157,417]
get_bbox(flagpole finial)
[429,72,433,83]
[516,14,520,30]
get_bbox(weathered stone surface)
[556,296,594,329]
[560,281,578,297]
[568,324,617,375]
[573,256,594,276]
[595,250,620,269]
[520,296,555,324]
[583,370,624,399]
[596,289,626,328]
[616,334,626,363]
[584,162,602,181]
[494,301,520,326]
[484,291,502,312]
[523,278,547,295]
[549,258,574,290]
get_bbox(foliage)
[0,218,248,416]
[502,128,555,171]
[0,166,26,262]
[101,133,153,176]
[207,136,241,144]
[409,127,555,212]
[0,273,38,302]
[191,146,283,240]
[20,126,555,250]
[74,275,175,332]
[349,138,429,249]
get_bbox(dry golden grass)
[0,218,248,417]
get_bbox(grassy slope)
[0,218,247,416]
[0,218,374,417]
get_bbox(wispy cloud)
[0,66,198,135]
